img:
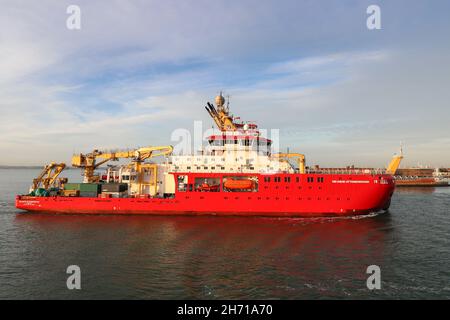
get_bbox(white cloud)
[0,1,449,168]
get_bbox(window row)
[263,176,325,183]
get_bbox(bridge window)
[209,139,224,146]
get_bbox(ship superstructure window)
[284,177,291,183]
[257,139,267,146]
[307,177,314,183]
[209,139,224,146]
[264,177,271,182]
[177,175,188,192]
[274,177,281,182]
[296,177,300,183]
[318,177,324,183]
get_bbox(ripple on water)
[0,169,449,299]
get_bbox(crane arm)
[32,162,66,191]
[34,164,53,185]
[205,101,237,131]
[134,145,173,161]
[205,105,224,131]
[44,163,66,188]
[72,145,173,183]
[386,149,404,175]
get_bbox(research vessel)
[16,94,397,217]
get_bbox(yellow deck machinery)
[386,147,404,175]
[71,145,173,195]
[204,93,240,131]
[273,153,306,174]
[31,162,67,193]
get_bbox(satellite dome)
[215,93,225,107]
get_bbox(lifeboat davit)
[224,179,254,190]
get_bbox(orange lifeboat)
[196,183,220,192]
[224,178,254,190]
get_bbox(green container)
[64,183,100,193]
[79,183,100,193]
[64,183,81,191]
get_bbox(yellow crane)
[32,162,67,191]
[72,146,173,183]
[386,147,404,175]
[205,93,240,131]
[273,153,306,174]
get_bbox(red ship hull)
[16,173,395,217]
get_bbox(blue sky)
[1,0,449,167]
